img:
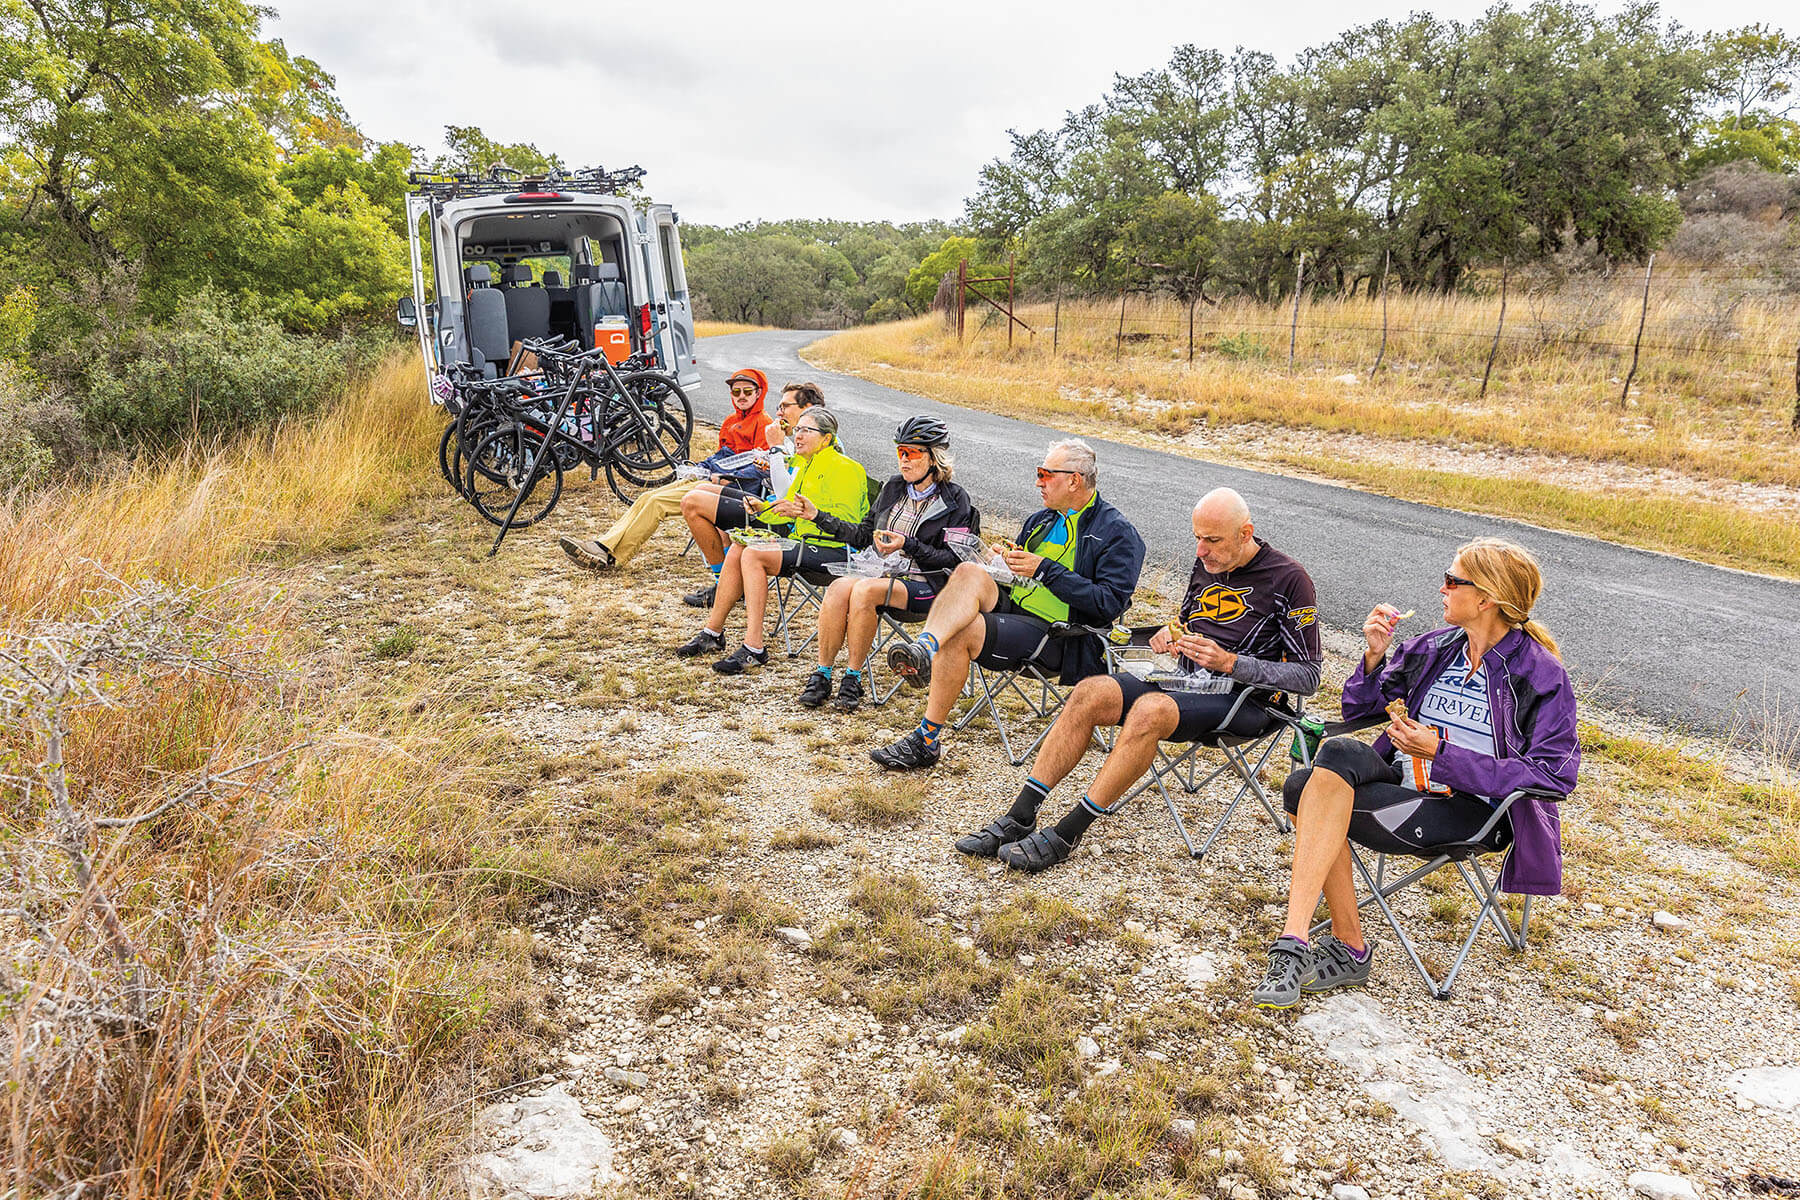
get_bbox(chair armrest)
[1469,787,1568,844]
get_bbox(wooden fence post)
[956,258,968,343]
[1188,296,1197,364]
[1620,254,1654,406]
[1288,251,1306,368]
[1006,252,1016,349]
[1480,265,1509,400]
[1792,339,1799,430]
[1052,282,1061,357]
[1115,291,1127,359]
[1369,249,1392,381]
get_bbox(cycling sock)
[1342,938,1369,960]
[1051,794,1109,845]
[843,668,861,680]
[917,716,944,747]
[816,665,835,680]
[708,561,723,578]
[915,632,939,660]
[1006,776,1051,826]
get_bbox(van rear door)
[648,204,699,388]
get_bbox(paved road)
[692,330,1798,742]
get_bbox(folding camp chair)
[952,622,1107,766]
[1308,785,1565,999]
[1095,625,1315,860]
[769,562,839,656]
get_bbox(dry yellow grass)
[0,351,553,1198]
[810,299,1800,576]
[695,319,775,338]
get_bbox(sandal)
[996,828,1075,873]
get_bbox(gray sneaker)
[1251,935,1313,1010]
[1301,934,1374,994]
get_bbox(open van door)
[648,204,700,389]
[403,193,441,402]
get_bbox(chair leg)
[1349,848,1454,1000]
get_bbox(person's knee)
[1069,675,1121,716]
[947,562,987,590]
[1282,767,1312,816]
[1121,694,1178,740]
[1312,737,1364,780]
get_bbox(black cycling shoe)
[797,670,834,708]
[996,828,1076,873]
[675,629,726,658]
[869,728,942,771]
[886,642,933,689]
[683,583,717,608]
[713,644,769,675]
[832,672,865,712]
[954,814,1035,859]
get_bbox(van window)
[658,223,685,296]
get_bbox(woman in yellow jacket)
[675,408,871,674]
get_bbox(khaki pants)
[597,479,701,567]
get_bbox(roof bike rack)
[406,165,647,202]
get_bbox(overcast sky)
[267,0,1772,228]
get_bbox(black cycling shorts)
[1282,736,1509,855]
[713,487,754,532]
[867,576,937,617]
[1112,672,1275,742]
[778,542,850,576]
[974,594,1062,671]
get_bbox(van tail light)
[638,303,652,337]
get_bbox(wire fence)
[954,264,1800,426]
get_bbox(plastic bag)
[943,529,1036,591]
[825,546,913,578]
[729,530,799,552]
[767,449,791,501]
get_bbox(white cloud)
[267,0,1779,226]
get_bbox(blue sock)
[916,632,939,659]
[844,668,861,680]
[708,561,723,578]
[917,716,944,747]
[816,665,834,680]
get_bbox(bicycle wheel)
[438,422,460,493]
[600,404,683,499]
[616,371,693,459]
[464,424,564,527]
[452,412,504,500]
[602,413,686,502]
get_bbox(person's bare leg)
[914,563,999,647]
[844,577,895,670]
[681,487,730,566]
[815,577,856,667]
[738,547,783,651]
[1280,768,1360,943]
[1322,844,1363,948]
[703,543,746,634]
[922,616,987,725]
[1066,685,1173,807]
[1024,676,1126,789]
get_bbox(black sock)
[1006,776,1050,826]
[1051,795,1107,845]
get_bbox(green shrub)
[0,366,53,494]
[81,287,355,445]
[1214,332,1269,360]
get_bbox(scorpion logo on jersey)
[1191,584,1253,624]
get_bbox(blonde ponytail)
[1456,538,1562,661]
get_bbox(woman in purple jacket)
[1252,538,1578,1010]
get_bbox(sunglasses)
[728,386,758,397]
[1035,467,1079,484]
[1444,571,1477,589]
[896,446,928,462]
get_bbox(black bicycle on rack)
[453,340,695,546]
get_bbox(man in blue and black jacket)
[871,438,1145,771]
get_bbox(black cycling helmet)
[894,415,950,447]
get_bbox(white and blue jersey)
[1394,650,1497,801]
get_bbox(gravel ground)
[303,466,1800,1200]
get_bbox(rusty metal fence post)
[1620,254,1654,406]
[955,259,968,342]
[1115,292,1127,358]
[1480,265,1509,400]
[1188,296,1197,363]
[1369,249,1391,381]
[1052,282,1061,357]
[1288,251,1306,367]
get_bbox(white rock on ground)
[774,926,812,948]
[1181,951,1220,988]
[1628,1170,1700,1200]
[464,1083,622,1198]
[1652,910,1692,931]
[1727,1065,1800,1112]
[1076,1035,1101,1059]
[1331,1185,1371,1200]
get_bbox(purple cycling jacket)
[1342,624,1579,895]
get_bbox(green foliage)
[430,125,562,177]
[1687,114,1800,175]
[81,287,355,445]
[966,4,1730,298]
[0,365,52,494]
[684,219,948,327]
[0,285,34,369]
[905,237,1006,312]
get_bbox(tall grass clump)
[1,351,534,1198]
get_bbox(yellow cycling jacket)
[756,441,870,547]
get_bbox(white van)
[398,166,699,396]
